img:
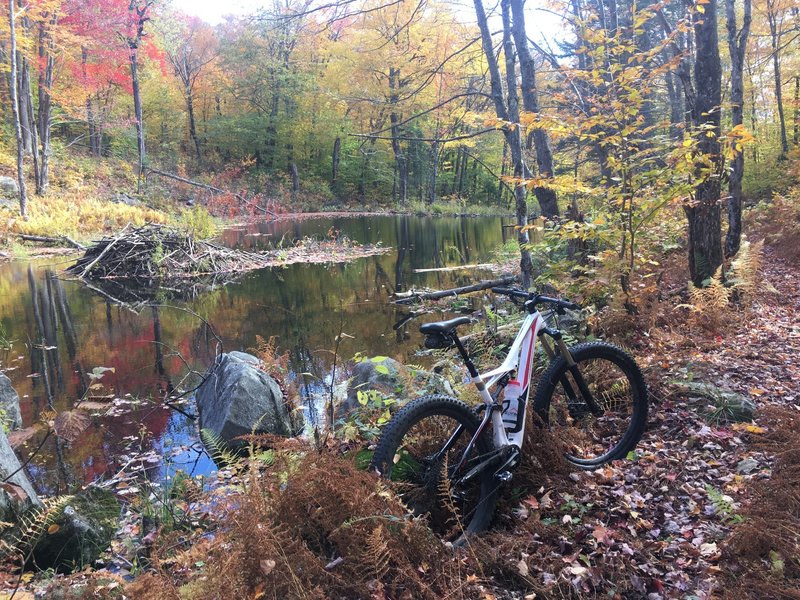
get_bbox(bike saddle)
[419,316,471,334]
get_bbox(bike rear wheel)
[370,394,499,540]
[533,342,648,468]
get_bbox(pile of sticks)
[67,223,271,283]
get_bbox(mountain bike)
[371,287,648,540]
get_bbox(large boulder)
[340,356,450,416]
[196,351,294,446]
[0,176,19,198]
[0,373,23,432]
[31,486,120,572]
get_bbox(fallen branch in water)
[412,263,495,273]
[393,275,518,304]
[145,167,278,218]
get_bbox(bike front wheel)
[370,394,499,541]
[533,341,648,468]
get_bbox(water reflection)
[0,215,510,489]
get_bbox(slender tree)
[473,0,534,287]
[124,0,155,190]
[8,0,28,217]
[765,0,789,156]
[725,0,752,258]
[162,16,217,166]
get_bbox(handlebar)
[491,287,581,311]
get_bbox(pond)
[0,214,514,494]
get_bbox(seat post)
[451,335,479,378]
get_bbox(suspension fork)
[539,329,604,416]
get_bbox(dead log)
[18,234,86,250]
[145,168,278,218]
[393,276,518,304]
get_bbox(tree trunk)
[21,56,41,193]
[501,0,533,285]
[767,1,789,156]
[427,141,439,204]
[130,48,146,189]
[474,0,533,287]
[665,66,683,138]
[37,18,55,194]
[687,0,723,285]
[509,0,559,217]
[186,86,202,164]
[17,51,32,155]
[793,75,799,146]
[8,0,27,217]
[331,136,340,187]
[724,0,751,258]
[388,67,408,204]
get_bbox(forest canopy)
[0,0,797,296]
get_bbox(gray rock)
[0,426,42,527]
[31,487,119,572]
[196,352,293,447]
[0,176,19,198]
[340,356,448,416]
[0,373,23,432]
[110,192,141,206]
[736,458,760,475]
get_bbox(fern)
[705,485,743,524]
[200,428,241,468]
[687,266,731,313]
[3,494,74,559]
[363,525,391,583]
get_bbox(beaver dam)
[66,223,390,304]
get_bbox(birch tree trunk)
[8,0,28,217]
[37,17,56,194]
[130,48,146,190]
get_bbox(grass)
[5,193,168,241]
[0,146,226,250]
[406,197,509,216]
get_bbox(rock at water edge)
[196,351,294,447]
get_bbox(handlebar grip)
[491,287,529,299]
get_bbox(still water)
[0,215,512,493]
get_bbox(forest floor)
[2,202,799,599]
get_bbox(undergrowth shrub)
[678,237,770,330]
[7,194,166,240]
[175,205,218,240]
[126,447,477,600]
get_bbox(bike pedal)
[495,470,513,482]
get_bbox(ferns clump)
[127,449,469,600]
[683,237,771,319]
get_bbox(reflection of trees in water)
[4,216,511,490]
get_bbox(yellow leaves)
[731,423,767,435]
[722,124,756,160]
